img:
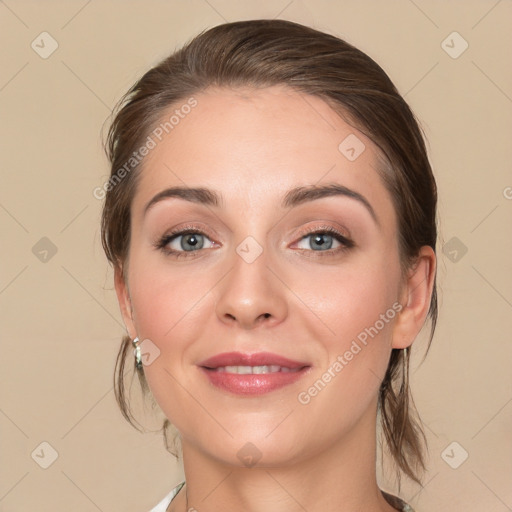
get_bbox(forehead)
[133,85,396,230]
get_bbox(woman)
[101,19,437,512]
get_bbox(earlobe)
[392,246,436,349]
[114,267,137,339]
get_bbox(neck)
[170,397,399,512]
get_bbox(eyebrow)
[143,183,379,225]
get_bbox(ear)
[392,246,436,349]
[114,266,137,340]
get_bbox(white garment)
[148,481,185,512]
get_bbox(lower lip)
[199,366,311,395]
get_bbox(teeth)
[213,365,299,374]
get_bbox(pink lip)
[197,351,311,396]
[197,351,309,369]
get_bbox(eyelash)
[154,224,355,260]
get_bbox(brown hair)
[101,19,437,486]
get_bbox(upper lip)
[198,351,310,369]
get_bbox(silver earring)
[132,337,142,369]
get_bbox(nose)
[214,247,288,329]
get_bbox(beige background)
[1,0,511,511]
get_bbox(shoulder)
[148,481,186,512]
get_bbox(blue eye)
[295,227,354,255]
[156,229,215,258]
[172,233,206,251]
[155,225,354,259]
[299,232,337,251]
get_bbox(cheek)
[126,262,211,425]
[301,250,400,337]
[294,270,401,426]
[128,254,211,340]
[299,250,401,380]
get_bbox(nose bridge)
[214,236,287,328]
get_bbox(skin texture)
[115,86,436,512]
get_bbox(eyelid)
[294,223,351,240]
[161,223,217,241]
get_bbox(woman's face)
[117,85,408,466]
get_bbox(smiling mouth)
[199,364,311,395]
